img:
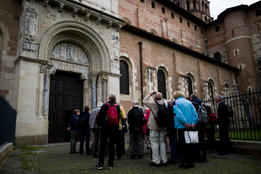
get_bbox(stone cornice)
[15,56,49,65]
[37,0,124,27]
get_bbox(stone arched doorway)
[38,21,111,143]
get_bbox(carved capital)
[80,73,88,80]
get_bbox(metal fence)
[204,91,261,141]
[0,94,16,146]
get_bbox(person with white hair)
[89,102,103,157]
[172,91,198,169]
[143,92,168,167]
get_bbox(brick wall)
[0,0,21,107]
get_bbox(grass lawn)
[215,129,261,141]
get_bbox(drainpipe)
[138,41,144,105]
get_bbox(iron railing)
[0,94,16,146]
[204,91,261,141]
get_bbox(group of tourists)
[67,91,233,170]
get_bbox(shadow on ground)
[1,143,261,174]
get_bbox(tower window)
[256,10,261,17]
[187,21,190,27]
[180,17,183,23]
[215,26,220,32]
[162,7,165,14]
[186,1,190,10]
[171,12,174,18]
[152,1,155,9]
[194,25,197,31]
[193,1,196,9]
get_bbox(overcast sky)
[210,0,259,19]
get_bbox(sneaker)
[95,163,104,170]
[108,166,113,170]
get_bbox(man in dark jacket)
[79,105,91,155]
[216,95,232,155]
[95,94,121,170]
[68,109,80,154]
[128,101,145,159]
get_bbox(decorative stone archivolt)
[39,21,110,73]
[50,42,89,65]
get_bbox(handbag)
[184,131,199,144]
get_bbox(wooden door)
[48,71,83,143]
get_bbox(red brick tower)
[171,0,212,22]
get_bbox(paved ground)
[1,143,261,174]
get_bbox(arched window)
[157,69,166,99]
[214,52,221,61]
[120,60,129,95]
[208,80,215,100]
[187,75,193,97]
[151,1,155,9]
[215,26,220,32]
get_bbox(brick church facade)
[0,0,260,145]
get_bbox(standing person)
[173,91,198,169]
[190,94,207,162]
[205,103,216,152]
[89,102,103,157]
[78,106,91,155]
[215,95,232,155]
[68,109,80,154]
[167,98,178,164]
[116,104,127,159]
[143,92,168,167]
[95,94,121,170]
[128,101,145,159]
[143,108,150,151]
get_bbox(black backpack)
[152,101,169,127]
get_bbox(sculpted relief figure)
[51,43,88,65]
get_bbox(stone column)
[90,75,97,109]
[81,74,89,108]
[97,76,103,103]
[101,75,108,103]
[43,68,56,116]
